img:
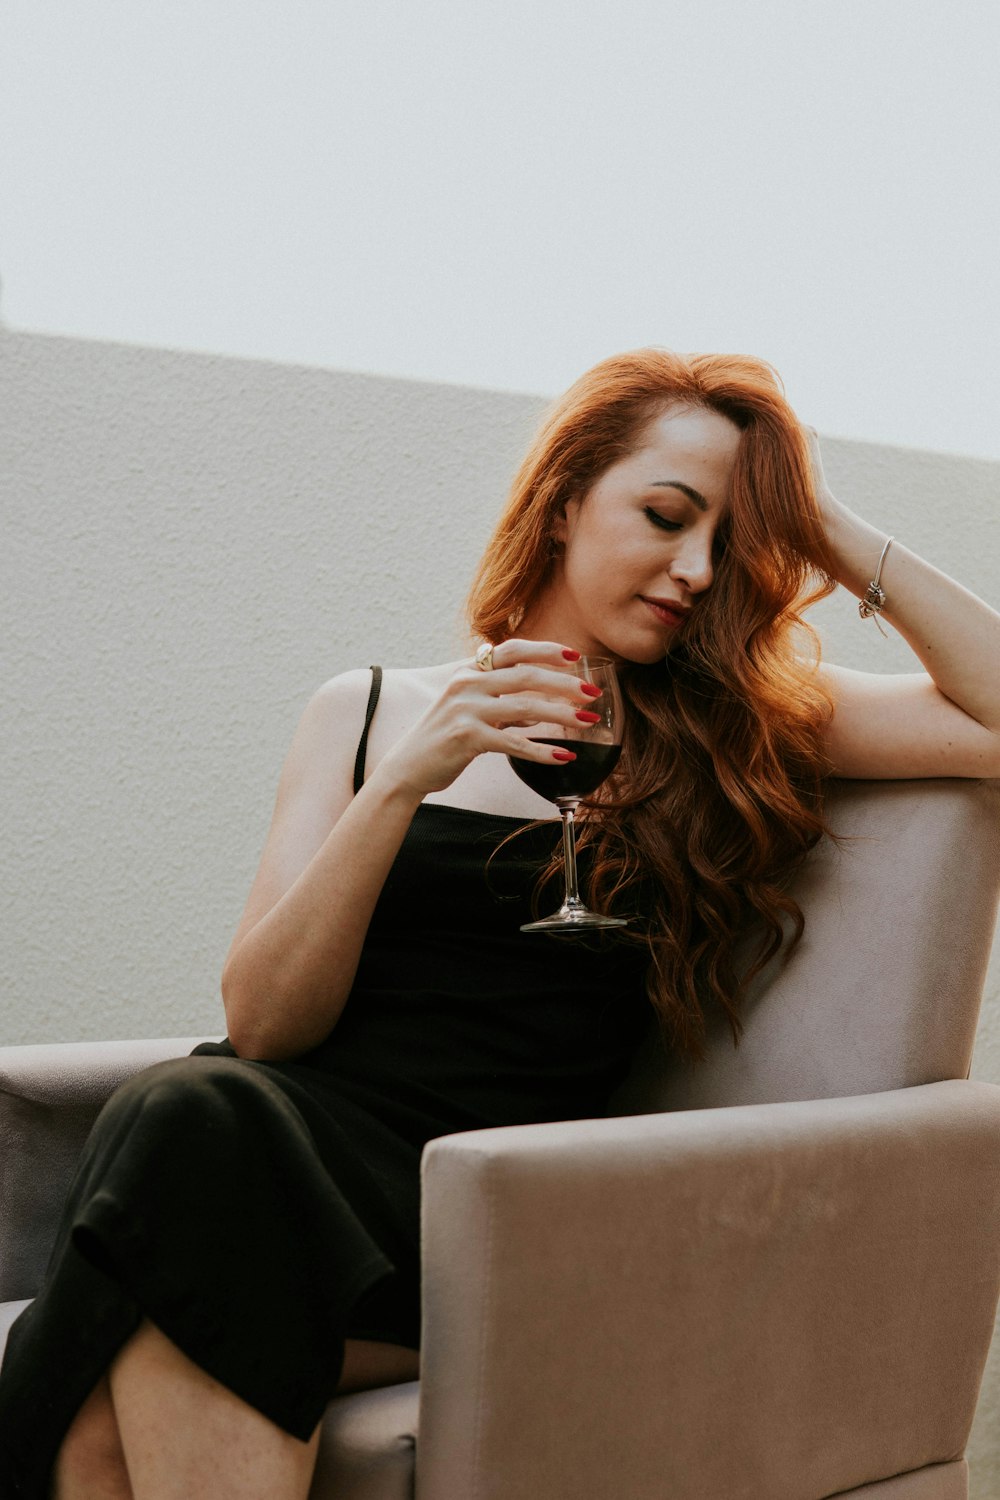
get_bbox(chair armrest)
[417,1081,1000,1500]
[0,1037,211,1299]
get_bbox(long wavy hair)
[468,348,840,1058]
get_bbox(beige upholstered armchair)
[3,779,1000,1500]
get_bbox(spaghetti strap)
[353,666,383,795]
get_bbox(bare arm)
[220,670,422,1060]
[806,431,1000,780]
[221,645,593,1060]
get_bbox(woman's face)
[526,403,741,663]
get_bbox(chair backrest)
[612,778,1000,1114]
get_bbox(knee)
[53,1376,131,1499]
[106,1055,260,1127]
[95,1055,284,1166]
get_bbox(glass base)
[521,904,628,934]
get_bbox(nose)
[669,532,714,596]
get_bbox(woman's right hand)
[221,641,603,1057]
[372,639,603,798]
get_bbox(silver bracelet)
[859,535,894,623]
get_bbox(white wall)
[3,1,1000,462]
[2,329,999,1492]
[2,329,540,1043]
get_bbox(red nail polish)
[580,682,601,698]
[562,648,581,661]
[576,710,601,723]
[552,749,576,762]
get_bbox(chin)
[582,619,672,666]
[603,639,667,667]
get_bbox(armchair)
[3,779,1000,1500]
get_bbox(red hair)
[468,349,839,1057]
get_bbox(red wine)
[508,739,621,803]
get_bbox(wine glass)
[507,656,627,932]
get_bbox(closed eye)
[644,507,682,533]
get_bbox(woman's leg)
[106,1320,321,1500]
[27,1052,421,1497]
[51,1375,132,1500]
[337,1338,420,1393]
[51,1325,419,1500]
[52,1323,418,1500]
[51,1330,319,1500]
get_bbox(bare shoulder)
[309,659,462,712]
[358,659,467,766]
[379,659,466,699]
[301,660,464,779]
[268,669,373,815]
[300,667,381,753]
[308,667,377,712]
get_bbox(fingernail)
[576,710,601,724]
[552,749,576,762]
[580,682,601,698]
[562,648,581,661]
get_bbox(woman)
[3,348,999,1499]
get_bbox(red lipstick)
[642,597,691,628]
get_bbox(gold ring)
[474,642,495,671]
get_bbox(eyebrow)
[648,480,708,512]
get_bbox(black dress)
[0,673,650,1496]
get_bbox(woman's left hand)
[797,425,1000,780]
[803,425,842,534]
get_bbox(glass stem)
[558,800,582,908]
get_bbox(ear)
[552,494,581,546]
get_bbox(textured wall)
[2,329,998,1490]
[1,329,541,1044]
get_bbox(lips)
[642,597,691,628]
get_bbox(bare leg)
[51,1375,132,1500]
[108,1321,320,1500]
[337,1338,420,1393]
[52,1324,418,1499]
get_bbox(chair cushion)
[831,1461,968,1499]
[614,778,1000,1112]
[310,1380,418,1500]
[0,1298,31,1360]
